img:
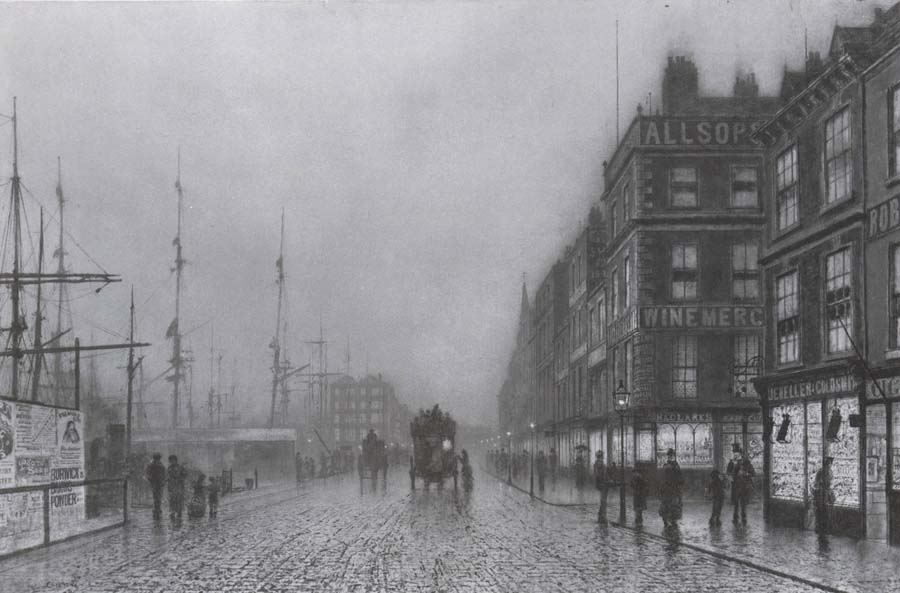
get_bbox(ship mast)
[170,149,186,428]
[30,209,45,401]
[52,157,71,404]
[9,98,23,399]
[268,209,285,428]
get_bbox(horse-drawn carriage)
[409,405,457,490]
[358,429,388,488]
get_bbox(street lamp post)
[529,422,536,497]
[506,431,512,485]
[613,379,631,525]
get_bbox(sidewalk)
[489,466,900,593]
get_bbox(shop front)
[760,370,864,538]
[864,372,900,544]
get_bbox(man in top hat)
[728,448,756,525]
[813,457,836,535]
[144,453,166,521]
[659,448,684,530]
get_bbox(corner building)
[600,56,777,492]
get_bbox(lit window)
[825,247,852,353]
[776,271,800,364]
[670,167,698,208]
[776,145,799,230]
[731,241,759,301]
[671,243,698,300]
[824,107,852,204]
[672,336,697,399]
[732,166,758,208]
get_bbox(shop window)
[670,167,698,207]
[731,166,759,208]
[891,245,900,349]
[672,335,697,399]
[657,423,711,466]
[776,271,800,364]
[731,241,759,301]
[770,402,805,501]
[806,403,822,502]
[671,243,698,300]
[825,247,852,353]
[825,107,852,204]
[733,334,760,397]
[776,145,799,230]
[824,397,859,507]
[637,430,654,462]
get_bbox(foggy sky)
[0,0,885,426]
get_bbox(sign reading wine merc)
[641,119,763,147]
[0,401,85,556]
[639,305,763,330]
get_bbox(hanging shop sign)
[768,373,860,402]
[641,118,762,147]
[639,305,763,330]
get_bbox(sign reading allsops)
[641,119,762,147]
[639,305,764,330]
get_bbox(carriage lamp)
[826,407,843,442]
[776,413,792,443]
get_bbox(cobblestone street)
[0,470,835,593]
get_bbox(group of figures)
[144,453,220,522]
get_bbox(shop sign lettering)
[769,374,859,402]
[656,411,712,424]
[642,119,761,147]
[640,305,763,330]
[868,376,900,400]
[867,194,900,240]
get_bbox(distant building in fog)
[328,374,411,451]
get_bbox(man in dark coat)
[549,448,559,488]
[658,449,684,530]
[630,468,648,527]
[813,457,835,535]
[144,453,166,521]
[706,469,726,526]
[593,451,608,523]
[730,453,756,525]
[166,455,186,520]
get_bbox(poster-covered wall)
[0,401,85,556]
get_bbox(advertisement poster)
[0,490,44,556]
[15,403,57,456]
[0,402,14,489]
[55,410,84,477]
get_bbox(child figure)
[208,476,220,518]
[706,469,726,527]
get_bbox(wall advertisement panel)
[0,402,86,556]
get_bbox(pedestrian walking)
[144,453,166,521]
[813,457,836,535]
[188,473,207,518]
[166,455,186,521]
[630,467,648,527]
[593,450,608,524]
[295,452,303,484]
[574,451,587,490]
[658,449,684,531]
[706,469,726,526]
[460,449,474,493]
[730,453,755,525]
[549,447,558,488]
[208,476,220,518]
[535,450,547,493]
[306,457,315,481]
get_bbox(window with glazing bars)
[671,243,698,300]
[776,145,798,230]
[825,247,852,353]
[733,335,759,397]
[732,241,759,301]
[731,166,758,208]
[776,271,799,364]
[670,167,698,207]
[672,335,697,399]
[825,107,852,204]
